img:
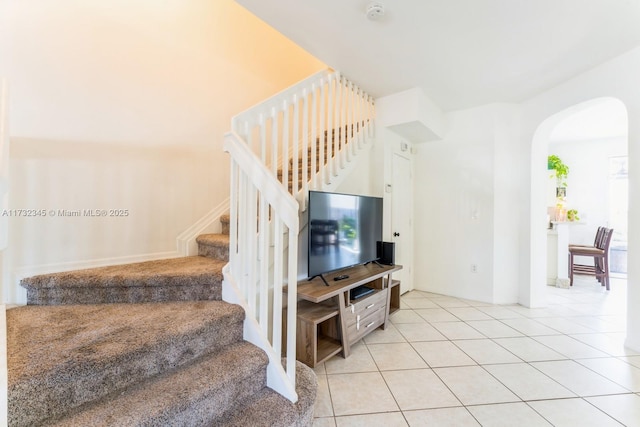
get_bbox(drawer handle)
[366,321,375,328]
[366,303,375,309]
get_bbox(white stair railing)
[223,69,374,403]
[223,132,299,402]
[232,69,375,210]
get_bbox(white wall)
[335,147,378,197]
[548,137,627,245]
[410,45,640,349]
[0,79,7,251]
[414,105,509,302]
[0,0,324,303]
[492,105,522,303]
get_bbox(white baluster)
[302,88,309,209]
[370,97,376,138]
[334,74,342,174]
[354,86,361,150]
[272,217,283,358]
[271,107,278,176]
[319,78,326,188]
[292,95,299,195]
[351,81,356,156]
[259,113,267,163]
[229,160,238,273]
[339,77,346,169]
[327,75,335,180]
[238,171,248,299]
[286,226,298,384]
[358,87,364,148]
[344,80,351,164]
[352,83,358,156]
[259,193,269,334]
[311,83,317,190]
[248,184,258,317]
[282,100,290,190]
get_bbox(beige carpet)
[8,218,317,425]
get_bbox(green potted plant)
[567,209,579,222]
[548,155,569,187]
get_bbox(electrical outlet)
[470,264,478,273]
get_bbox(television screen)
[308,191,383,278]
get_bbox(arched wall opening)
[529,97,628,307]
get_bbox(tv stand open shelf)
[284,263,402,368]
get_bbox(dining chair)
[568,227,614,290]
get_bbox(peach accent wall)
[0,0,324,303]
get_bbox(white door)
[391,153,413,294]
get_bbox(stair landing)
[20,256,225,305]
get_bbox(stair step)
[49,342,268,427]
[220,213,230,235]
[277,167,314,180]
[20,256,226,305]
[212,360,318,427]
[7,300,246,427]
[196,233,230,261]
[286,159,327,172]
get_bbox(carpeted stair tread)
[21,256,225,305]
[48,342,268,427]
[212,361,317,427]
[7,301,245,426]
[196,233,230,261]
[21,256,224,289]
[196,233,230,247]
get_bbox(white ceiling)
[236,0,640,111]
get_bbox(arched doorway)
[529,97,628,306]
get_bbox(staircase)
[7,215,317,427]
[5,69,373,425]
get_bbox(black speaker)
[377,241,395,265]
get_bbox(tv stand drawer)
[345,288,387,326]
[346,305,386,345]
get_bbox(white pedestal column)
[554,222,570,288]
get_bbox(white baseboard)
[13,250,182,279]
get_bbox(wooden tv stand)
[284,263,402,368]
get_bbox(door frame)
[383,136,414,293]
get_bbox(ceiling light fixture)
[365,2,385,21]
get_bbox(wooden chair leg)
[569,253,574,286]
[604,255,610,291]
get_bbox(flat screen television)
[308,190,383,278]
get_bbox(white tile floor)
[312,276,640,426]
